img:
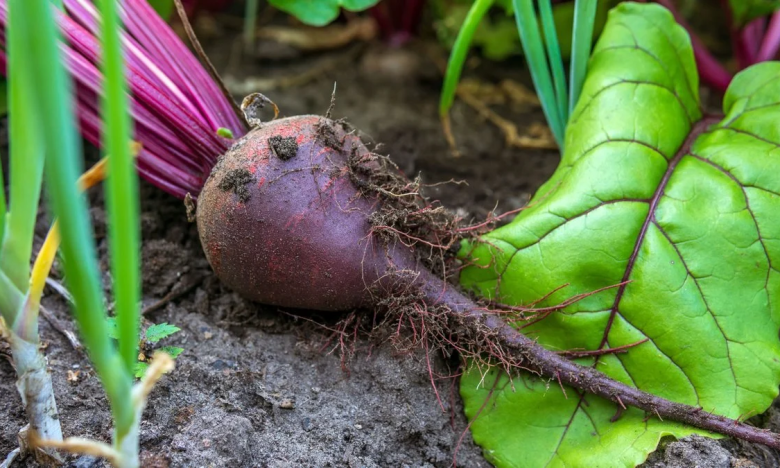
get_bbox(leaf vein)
[571,80,693,128]
[611,315,701,405]
[688,153,779,281]
[652,219,739,400]
[491,200,651,296]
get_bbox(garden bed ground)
[2,21,780,468]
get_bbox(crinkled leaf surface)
[729,0,780,26]
[459,3,780,467]
[268,0,379,26]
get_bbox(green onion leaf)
[569,0,597,114]
[1,2,44,291]
[439,0,494,118]
[538,0,569,125]
[99,0,141,375]
[512,0,565,148]
[14,0,133,435]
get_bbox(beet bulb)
[196,115,431,310]
[195,115,780,449]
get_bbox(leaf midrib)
[545,115,724,467]
[597,115,723,350]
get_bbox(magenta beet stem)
[0,0,247,199]
[654,0,732,92]
[735,17,765,68]
[758,12,780,62]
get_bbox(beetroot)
[195,115,780,449]
[196,115,432,310]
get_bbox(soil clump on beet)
[268,135,298,161]
[217,168,255,202]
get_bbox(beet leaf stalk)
[8,0,780,454]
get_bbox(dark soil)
[2,18,779,468]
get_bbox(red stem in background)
[654,0,732,92]
[369,0,423,46]
[369,3,394,40]
[401,0,425,36]
[721,0,767,68]
[757,11,780,61]
[746,17,766,59]
[733,17,764,68]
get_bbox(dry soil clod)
[218,168,254,202]
[268,135,298,161]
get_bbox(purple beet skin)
[196,115,428,310]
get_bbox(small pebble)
[280,399,295,409]
[311,386,321,393]
[301,417,312,432]
[210,359,237,370]
[71,456,101,468]
[354,424,362,430]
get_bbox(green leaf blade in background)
[1,6,44,291]
[439,0,494,117]
[729,0,780,27]
[145,322,181,343]
[99,0,141,378]
[459,3,780,466]
[268,0,380,27]
[147,0,174,19]
[159,346,184,358]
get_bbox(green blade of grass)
[98,0,140,376]
[513,0,565,148]
[568,0,597,114]
[13,0,133,435]
[0,2,45,292]
[0,154,6,244]
[439,0,494,117]
[243,0,259,50]
[0,269,22,323]
[538,0,568,125]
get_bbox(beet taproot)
[195,115,780,449]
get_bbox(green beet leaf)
[459,2,780,467]
[729,0,780,27]
[268,0,379,27]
